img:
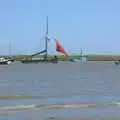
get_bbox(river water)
[0,61,120,120]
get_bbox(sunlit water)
[0,61,120,120]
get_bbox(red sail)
[55,39,68,56]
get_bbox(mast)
[45,16,48,59]
[9,40,11,57]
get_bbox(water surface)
[0,61,120,120]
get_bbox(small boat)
[0,57,12,65]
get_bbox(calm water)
[0,61,120,120]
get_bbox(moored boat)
[0,57,12,65]
[20,17,68,64]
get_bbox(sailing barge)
[20,17,68,64]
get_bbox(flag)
[55,39,68,56]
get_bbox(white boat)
[0,57,12,65]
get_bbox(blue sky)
[0,0,120,55]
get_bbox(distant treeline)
[8,55,120,61]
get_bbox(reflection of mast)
[45,16,48,59]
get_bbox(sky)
[0,0,120,55]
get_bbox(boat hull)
[0,61,11,65]
[21,59,58,64]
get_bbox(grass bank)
[10,55,120,61]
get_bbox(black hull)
[0,61,8,65]
[21,59,58,64]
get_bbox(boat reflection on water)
[114,60,120,65]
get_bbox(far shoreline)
[1,55,120,61]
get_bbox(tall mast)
[45,16,48,59]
